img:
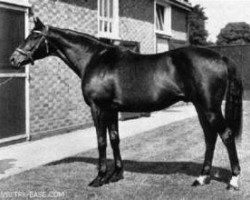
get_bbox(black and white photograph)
[0,0,249,199]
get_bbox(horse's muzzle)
[9,51,26,68]
[10,55,17,67]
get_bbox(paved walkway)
[0,105,196,180]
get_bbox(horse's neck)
[48,28,104,77]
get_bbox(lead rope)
[0,68,24,87]
[0,77,14,87]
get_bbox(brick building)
[0,0,191,144]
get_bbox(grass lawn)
[0,102,249,200]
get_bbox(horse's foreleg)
[89,104,109,187]
[107,111,124,183]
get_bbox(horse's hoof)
[88,179,103,187]
[192,180,202,187]
[227,175,240,191]
[88,175,108,187]
[226,184,239,191]
[192,175,210,187]
[108,169,124,183]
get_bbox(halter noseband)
[15,26,49,65]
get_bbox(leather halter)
[15,26,49,65]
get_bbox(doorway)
[0,5,27,140]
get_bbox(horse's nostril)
[10,57,18,67]
[10,57,15,65]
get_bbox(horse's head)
[10,17,50,68]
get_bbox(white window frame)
[97,0,119,39]
[0,0,31,143]
[154,0,172,37]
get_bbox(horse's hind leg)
[219,125,241,190]
[89,104,109,187]
[208,110,241,190]
[106,111,124,182]
[193,106,241,189]
[192,106,219,186]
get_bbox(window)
[172,7,188,33]
[98,0,119,39]
[156,4,164,31]
[155,2,171,36]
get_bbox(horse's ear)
[34,17,45,30]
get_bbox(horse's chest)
[82,73,113,102]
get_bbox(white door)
[156,37,169,53]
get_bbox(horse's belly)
[114,101,178,112]
[113,90,184,112]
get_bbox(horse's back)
[115,51,187,110]
[83,48,184,111]
[83,46,229,111]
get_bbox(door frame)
[0,1,30,144]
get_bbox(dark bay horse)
[10,18,243,190]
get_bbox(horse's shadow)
[0,159,16,175]
[47,157,231,184]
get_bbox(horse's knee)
[204,112,216,123]
[98,137,107,150]
[110,131,120,146]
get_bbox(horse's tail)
[223,56,243,140]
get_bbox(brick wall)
[27,0,157,137]
[119,0,155,54]
[29,0,97,136]
[27,0,156,137]
[26,0,155,136]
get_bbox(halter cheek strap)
[15,26,49,65]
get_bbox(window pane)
[0,77,26,138]
[0,7,25,73]
[156,4,164,31]
[109,22,112,32]
[104,0,108,17]
[104,21,108,32]
[109,0,113,18]
[99,20,103,32]
[99,0,103,16]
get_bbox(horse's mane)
[49,26,112,47]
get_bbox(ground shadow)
[47,157,231,184]
[0,159,16,174]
